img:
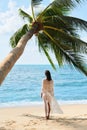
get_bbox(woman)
[41,70,63,119]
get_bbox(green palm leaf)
[68,53,87,75]
[42,29,87,75]
[19,9,33,23]
[31,0,43,21]
[37,0,83,21]
[37,33,56,69]
[51,0,82,8]
[62,16,87,31]
[44,26,87,53]
[32,0,43,6]
[10,24,29,48]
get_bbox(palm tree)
[0,0,87,85]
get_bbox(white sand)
[0,104,87,130]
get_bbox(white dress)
[41,79,63,114]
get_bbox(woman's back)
[42,79,54,96]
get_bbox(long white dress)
[41,79,63,114]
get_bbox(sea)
[0,64,87,107]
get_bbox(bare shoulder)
[43,79,54,83]
[43,79,47,83]
[50,79,53,83]
[42,79,46,83]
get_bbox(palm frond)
[41,45,56,70]
[10,24,29,48]
[37,6,68,22]
[43,26,87,53]
[68,52,87,75]
[37,0,83,21]
[37,31,64,66]
[19,9,33,23]
[62,16,87,31]
[54,0,84,10]
[37,33,56,70]
[31,0,43,21]
[42,9,87,34]
[43,30,87,75]
[43,16,78,38]
[31,0,43,6]
[52,45,64,66]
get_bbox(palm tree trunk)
[0,26,38,85]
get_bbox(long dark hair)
[45,70,52,81]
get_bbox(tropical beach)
[0,65,87,130]
[0,0,87,130]
[0,104,87,130]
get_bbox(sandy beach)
[0,104,87,130]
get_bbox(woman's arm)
[41,80,44,98]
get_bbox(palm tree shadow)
[22,113,87,129]
[55,117,87,129]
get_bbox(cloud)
[0,0,26,35]
[8,0,17,10]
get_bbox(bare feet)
[46,115,49,120]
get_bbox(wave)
[0,100,87,108]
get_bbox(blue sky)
[0,0,87,65]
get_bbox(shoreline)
[0,104,87,130]
[1,99,87,108]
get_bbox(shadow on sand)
[22,113,87,130]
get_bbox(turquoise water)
[0,65,87,107]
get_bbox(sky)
[0,0,87,65]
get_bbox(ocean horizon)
[0,64,87,107]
